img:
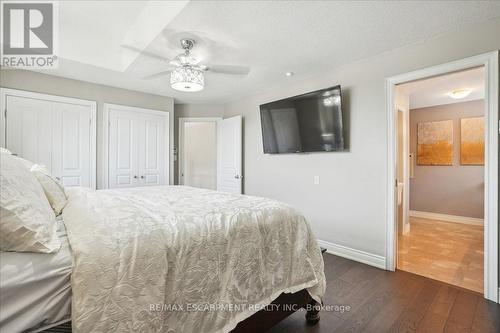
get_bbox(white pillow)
[31,164,67,215]
[0,154,60,253]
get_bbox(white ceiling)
[402,67,485,109]
[58,1,148,72]
[23,1,500,104]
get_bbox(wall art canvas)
[460,117,484,165]
[417,120,453,165]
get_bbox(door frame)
[0,88,97,189]
[103,103,170,189]
[385,51,499,302]
[178,117,222,186]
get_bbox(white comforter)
[62,186,325,333]
[0,217,71,332]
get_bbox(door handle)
[133,175,138,179]
[140,176,144,179]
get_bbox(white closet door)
[5,96,53,169]
[138,114,167,186]
[105,103,169,189]
[3,91,95,188]
[217,116,242,194]
[51,102,93,187]
[108,109,140,188]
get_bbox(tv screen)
[259,85,345,154]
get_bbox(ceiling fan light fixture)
[170,66,204,92]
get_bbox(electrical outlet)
[313,175,320,185]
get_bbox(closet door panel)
[108,110,139,188]
[5,96,52,169]
[51,102,92,187]
[139,115,166,186]
[2,89,96,188]
[105,104,169,189]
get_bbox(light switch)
[313,175,320,185]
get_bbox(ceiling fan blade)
[207,65,250,75]
[169,59,182,67]
[121,44,171,62]
[143,71,172,80]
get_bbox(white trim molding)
[409,210,484,226]
[318,240,386,270]
[386,51,499,303]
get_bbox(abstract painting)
[460,117,484,165]
[417,120,453,165]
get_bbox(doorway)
[179,118,220,189]
[386,52,499,302]
[178,116,243,194]
[398,67,485,293]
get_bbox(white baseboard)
[409,210,483,226]
[317,240,386,270]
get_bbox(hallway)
[398,217,483,293]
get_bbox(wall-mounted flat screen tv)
[259,85,346,154]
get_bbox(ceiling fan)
[123,38,250,92]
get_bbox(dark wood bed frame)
[231,247,326,332]
[231,289,320,332]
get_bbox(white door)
[217,116,242,194]
[2,89,96,188]
[51,102,93,187]
[108,109,140,188]
[5,96,53,168]
[138,113,168,186]
[105,104,169,189]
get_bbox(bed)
[1,185,325,333]
[0,217,72,332]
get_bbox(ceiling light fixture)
[170,66,204,92]
[143,38,249,91]
[285,72,294,77]
[447,89,472,99]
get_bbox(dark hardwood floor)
[266,253,500,333]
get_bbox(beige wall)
[0,69,174,188]
[410,100,484,219]
[223,17,500,259]
[174,104,224,184]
